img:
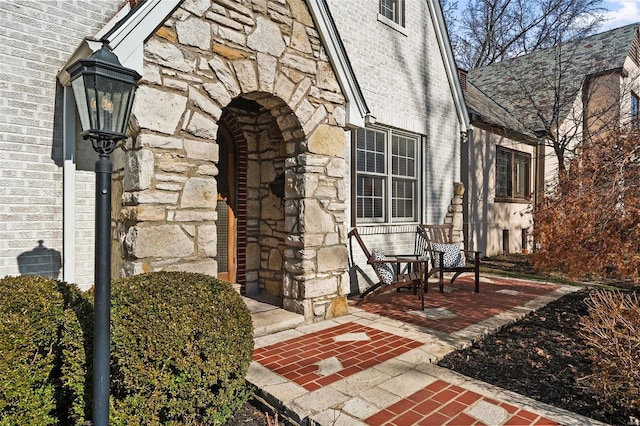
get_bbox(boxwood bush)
[0,275,88,425]
[109,271,254,425]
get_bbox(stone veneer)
[445,181,465,245]
[114,0,350,321]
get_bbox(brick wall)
[327,0,462,282]
[0,1,121,282]
[326,0,461,225]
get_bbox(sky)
[450,0,639,31]
[601,0,640,30]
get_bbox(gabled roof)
[59,0,468,131]
[468,23,640,132]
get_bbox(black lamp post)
[66,40,141,426]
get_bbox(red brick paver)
[354,276,559,333]
[364,380,559,425]
[253,322,423,390]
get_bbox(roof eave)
[426,0,470,132]
[57,0,181,86]
[306,0,370,128]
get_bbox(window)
[379,0,404,27]
[631,92,639,127]
[496,146,531,201]
[354,127,419,223]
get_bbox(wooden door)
[216,122,237,283]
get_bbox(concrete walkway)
[244,275,606,426]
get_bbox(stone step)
[242,296,305,337]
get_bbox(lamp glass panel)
[71,75,91,132]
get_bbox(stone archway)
[217,95,292,299]
[117,0,351,321]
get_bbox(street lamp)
[66,40,141,426]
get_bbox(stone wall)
[444,181,465,245]
[118,0,350,321]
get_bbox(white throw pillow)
[431,243,465,268]
[370,248,395,285]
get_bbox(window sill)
[494,197,531,204]
[377,13,407,35]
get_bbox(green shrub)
[0,276,88,425]
[109,271,254,425]
[580,289,640,419]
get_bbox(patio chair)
[348,227,426,309]
[418,224,481,293]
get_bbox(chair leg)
[439,267,444,293]
[474,259,480,293]
[360,282,382,298]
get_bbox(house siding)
[466,125,535,257]
[0,1,121,282]
[327,0,461,223]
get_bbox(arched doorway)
[217,96,289,300]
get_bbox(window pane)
[380,0,396,20]
[391,135,416,178]
[514,154,531,198]
[357,175,385,220]
[392,178,415,221]
[496,148,512,198]
[380,0,402,24]
[356,128,386,173]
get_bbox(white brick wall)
[0,1,121,281]
[327,0,461,224]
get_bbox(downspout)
[461,126,472,252]
[62,86,76,283]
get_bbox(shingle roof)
[464,80,534,138]
[468,23,640,132]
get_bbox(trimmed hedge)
[0,276,88,425]
[109,271,254,425]
[0,272,253,425]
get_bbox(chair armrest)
[460,250,481,263]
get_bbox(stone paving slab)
[246,277,606,426]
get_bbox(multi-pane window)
[631,92,639,127]
[355,128,419,223]
[380,0,404,26]
[496,146,531,201]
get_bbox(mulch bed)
[221,398,271,425]
[438,288,638,425]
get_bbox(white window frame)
[353,126,421,224]
[378,0,405,32]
